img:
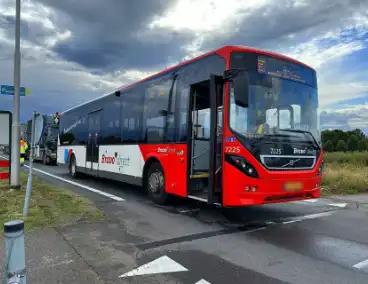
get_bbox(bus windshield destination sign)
[257,55,315,87]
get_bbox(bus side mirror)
[233,72,249,108]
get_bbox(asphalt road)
[6,157,368,284]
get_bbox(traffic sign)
[1,85,30,96]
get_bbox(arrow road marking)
[353,258,368,271]
[328,203,347,208]
[119,255,188,278]
[195,279,211,284]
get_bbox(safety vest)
[20,140,28,153]
[20,140,25,163]
[256,124,264,134]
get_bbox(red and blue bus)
[57,45,323,207]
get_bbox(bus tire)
[69,155,78,178]
[145,162,168,205]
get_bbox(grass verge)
[0,172,105,232]
[322,152,368,196]
[323,151,368,167]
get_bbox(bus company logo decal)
[63,118,82,133]
[293,147,316,155]
[157,147,175,153]
[101,150,117,164]
[116,155,130,167]
[293,148,306,154]
[101,151,131,169]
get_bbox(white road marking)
[195,279,211,284]
[282,220,301,224]
[0,155,124,201]
[353,259,368,270]
[328,203,347,208]
[179,209,200,214]
[292,199,348,209]
[292,199,319,205]
[282,211,333,224]
[298,211,333,220]
[28,166,125,201]
[303,199,318,203]
[119,255,188,278]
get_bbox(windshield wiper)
[279,129,319,148]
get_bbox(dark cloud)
[200,0,368,53]
[32,0,368,73]
[35,0,195,71]
[53,29,193,71]
[0,14,55,46]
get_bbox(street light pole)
[10,0,21,188]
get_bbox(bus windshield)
[229,72,321,146]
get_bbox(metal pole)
[23,112,36,217]
[10,0,21,189]
[3,220,26,284]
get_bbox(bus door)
[187,75,223,204]
[86,109,101,175]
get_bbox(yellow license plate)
[284,182,303,192]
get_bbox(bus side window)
[143,77,171,143]
[121,89,144,143]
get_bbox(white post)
[10,0,21,189]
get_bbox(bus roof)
[61,45,315,115]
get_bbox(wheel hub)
[148,171,163,193]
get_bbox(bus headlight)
[225,154,259,178]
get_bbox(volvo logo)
[281,158,300,168]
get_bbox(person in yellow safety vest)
[20,139,28,166]
[256,123,270,134]
[256,124,264,134]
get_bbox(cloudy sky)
[0,0,367,132]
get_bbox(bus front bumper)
[223,175,321,207]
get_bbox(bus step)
[191,173,209,178]
[187,191,221,205]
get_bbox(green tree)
[336,139,348,152]
[322,129,367,152]
[350,128,366,140]
[323,140,334,152]
[347,135,360,151]
[358,139,368,152]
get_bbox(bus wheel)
[145,162,168,205]
[69,155,78,178]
